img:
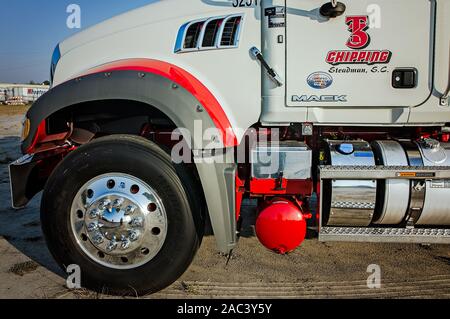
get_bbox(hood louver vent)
[202,18,222,48]
[184,21,204,49]
[220,16,241,47]
[175,14,244,53]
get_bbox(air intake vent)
[184,21,204,49]
[220,16,242,47]
[175,14,244,53]
[202,18,222,48]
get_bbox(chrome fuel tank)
[372,141,410,225]
[324,140,377,227]
[415,139,450,225]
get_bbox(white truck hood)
[59,0,225,55]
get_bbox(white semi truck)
[9,0,450,295]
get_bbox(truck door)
[286,0,434,108]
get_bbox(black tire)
[41,135,204,295]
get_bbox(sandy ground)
[0,107,449,299]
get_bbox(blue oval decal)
[307,72,333,89]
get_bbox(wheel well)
[46,99,208,228]
[47,99,176,137]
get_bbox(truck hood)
[59,0,224,55]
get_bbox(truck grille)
[175,14,244,53]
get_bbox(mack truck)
[9,0,450,295]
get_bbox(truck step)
[319,227,450,244]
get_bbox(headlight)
[50,44,61,84]
[21,117,31,142]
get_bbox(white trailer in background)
[0,89,5,104]
[0,83,49,104]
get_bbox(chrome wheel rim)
[70,173,168,270]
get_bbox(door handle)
[250,47,283,87]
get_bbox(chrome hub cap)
[70,173,168,269]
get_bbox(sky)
[0,0,156,84]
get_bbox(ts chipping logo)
[326,15,392,65]
[346,16,371,49]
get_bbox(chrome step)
[319,227,450,244]
[320,165,450,180]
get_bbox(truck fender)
[22,58,238,253]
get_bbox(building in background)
[0,83,49,105]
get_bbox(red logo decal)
[325,15,392,65]
[345,16,370,50]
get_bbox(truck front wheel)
[41,135,203,295]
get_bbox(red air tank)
[255,198,307,254]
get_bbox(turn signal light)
[21,118,31,142]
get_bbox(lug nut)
[89,209,99,219]
[121,236,131,250]
[107,237,118,252]
[87,222,99,232]
[130,217,144,228]
[99,199,112,210]
[121,241,130,250]
[92,233,104,245]
[125,205,137,215]
[113,198,124,209]
[129,230,140,242]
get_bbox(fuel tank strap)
[402,141,426,226]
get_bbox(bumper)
[9,148,67,209]
[9,154,43,209]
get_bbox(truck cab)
[9,0,450,295]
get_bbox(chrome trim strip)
[174,14,244,54]
[440,42,450,106]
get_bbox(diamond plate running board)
[319,227,450,244]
